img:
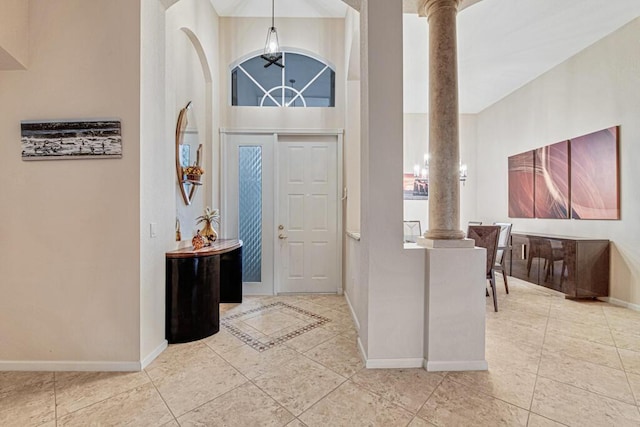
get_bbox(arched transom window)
[231,52,335,107]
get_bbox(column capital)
[418,0,460,18]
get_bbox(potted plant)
[196,207,220,244]
[183,163,204,183]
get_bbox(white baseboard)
[0,340,169,372]
[357,336,367,364]
[0,360,141,372]
[598,297,640,312]
[343,291,361,331]
[356,331,422,369]
[141,340,168,369]
[424,359,488,372]
[366,358,424,369]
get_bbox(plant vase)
[200,220,218,244]
[196,207,220,245]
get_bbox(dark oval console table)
[165,239,242,344]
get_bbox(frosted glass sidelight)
[239,146,263,282]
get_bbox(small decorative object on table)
[196,207,220,244]
[192,230,206,250]
[175,218,182,242]
[183,163,204,185]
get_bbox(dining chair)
[403,220,422,243]
[527,236,564,282]
[467,225,501,312]
[493,222,512,294]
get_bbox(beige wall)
[140,0,171,364]
[173,31,208,238]
[344,10,361,235]
[403,113,428,173]
[0,0,29,69]
[218,17,345,130]
[476,17,640,306]
[459,114,478,228]
[167,0,220,242]
[345,80,361,233]
[343,8,363,327]
[136,0,221,362]
[0,0,142,366]
[0,0,227,368]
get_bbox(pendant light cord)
[271,0,275,28]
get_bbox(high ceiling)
[212,0,640,113]
[405,0,640,113]
[209,0,348,18]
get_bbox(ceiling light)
[261,0,283,68]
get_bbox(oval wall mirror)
[175,101,203,205]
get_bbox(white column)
[358,0,427,367]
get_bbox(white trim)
[221,128,344,136]
[344,290,361,331]
[598,297,640,312]
[281,53,286,101]
[366,358,424,369]
[424,359,488,372]
[357,336,367,364]
[0,360,142,372]
[220,132,229,237]
[222,134,276,296]
[273,134,281,295]
[141,340,168,370]
[221,130,343,296]
[260,85,306,108]
[337,132,344,295]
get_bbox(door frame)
[220,128,344,295]
[220,132,275,295]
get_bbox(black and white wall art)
[21,120,122,160]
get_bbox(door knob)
[279,234,288,240]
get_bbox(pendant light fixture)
[261,0,284,68]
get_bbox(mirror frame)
[175,101,203,205]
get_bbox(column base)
[417,237,474,249]
[424,229,465,240]
[424,246,487,371]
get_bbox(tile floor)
[2,277,640,426]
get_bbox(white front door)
[276,135,340,294]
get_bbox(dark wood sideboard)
[506,233,609,299]
[165,239,243,344]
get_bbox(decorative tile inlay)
[221,302,331,352]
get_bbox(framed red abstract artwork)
[508,151,535,218]
[570,126,620,219]
[534,141,570,219]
